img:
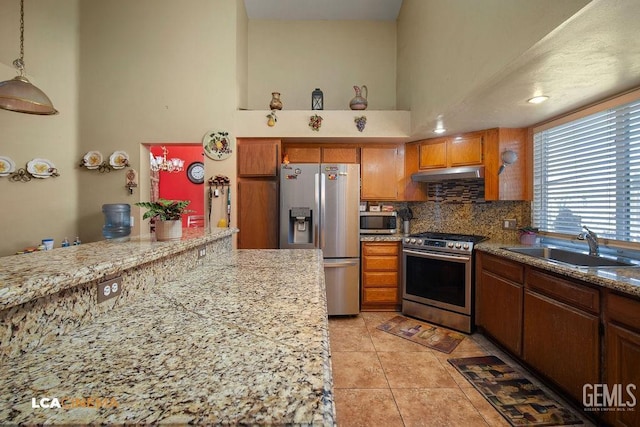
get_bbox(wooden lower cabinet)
[361,241,401,311]
[523,287,600,403]
[236,180,278,249]
[476,252,524,356]
[604,292,640,427]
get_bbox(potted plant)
[135,199,192,241]
[518,226,539,245]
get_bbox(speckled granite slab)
[0,249,335,425]
[477,242,640,297]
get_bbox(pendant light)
[0,0,58,115]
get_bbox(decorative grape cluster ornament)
[354,116,367,132]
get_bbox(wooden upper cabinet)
[237,139,280,177]
[449,134,483,166]
[284,146,321,163]
[283,145,359,164]
[419,138,447,169]
[321,147,358,164]
[419,134,483,169]
[361,146,399,200]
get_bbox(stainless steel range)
[402,232,487,334]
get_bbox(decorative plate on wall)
[203,130,233,161]
[0,156,16,176]
[186,161,205,184]
[27,158,56,178]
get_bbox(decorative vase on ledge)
[269,92,283,110]
[350,85,368,110]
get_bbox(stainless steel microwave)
[360,211,397,234]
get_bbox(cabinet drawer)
[363,271,398,287]
[480,253,524,283]
[362,256,398,271]
[363,287,398,303]
[526,268,599,314]
[607,292,640,330]
[362,243,399,256]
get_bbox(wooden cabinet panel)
[418,138,447,169]
[237,139,279,177]
[477,269,523,356]
[363,271,398,287]
[448,135,483,166]
[236,180,278,249]
[285,147,321,163]
[523,290,600,403]
[480,252,524,283]
[604,292,640,426]
[363,288,398,304]
[322,147,358,164]
[526,268,599,314]
[361,242,400,310]
[361,146,399,200]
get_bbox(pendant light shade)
[0,75,58,115]
[0,0,57,115]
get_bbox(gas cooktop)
[403,232,488,253]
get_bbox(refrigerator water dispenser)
[289,207,313,244]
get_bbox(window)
[533,96,640,243]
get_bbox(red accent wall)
[151,145,204,228]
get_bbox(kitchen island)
[0,234,334,424]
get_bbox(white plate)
[27,158,56,178]
[0,156,16,177]
[203,130,233,161]
[109,151,129,169]
[83,151,103,169]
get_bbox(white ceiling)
[243,0,402,21]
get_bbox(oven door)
[402,248,472,315]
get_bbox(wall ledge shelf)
[234,109,412,141]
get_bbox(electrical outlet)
[503,219,517,230]
[97,276,122,303]
[197,245,206,259]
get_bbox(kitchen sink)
[502,246,637,268]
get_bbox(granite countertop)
[477,242,640,297]
[0,249,334,425]
[0,228,235,311]
[360,233,406,242]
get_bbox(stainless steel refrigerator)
[280,163,360,315]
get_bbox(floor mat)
[376,315,465,353]
[448,355,583,426]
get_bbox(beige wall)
[247,20,397,111]
[78,0,241,244]
[0,0,79,256]
[397,0,589,137]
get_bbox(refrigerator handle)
[314,173,320,248]
[319,172,326,250]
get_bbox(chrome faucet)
[577,225,599,256]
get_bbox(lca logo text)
[31,397,118,409]
[583,384,637,411]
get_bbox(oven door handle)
[403,249,470,262]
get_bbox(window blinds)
[533,99,640,242]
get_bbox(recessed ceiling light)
[528,95,549,104]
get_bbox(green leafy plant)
[135,199,192,221]
[518,226,539,234]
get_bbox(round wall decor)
[203,130,233,161]
[186,161,205,184]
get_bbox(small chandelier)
[0,0,58,115]
[150,146,185,173]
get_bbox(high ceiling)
[244,0,403,21]
[244,0,640,137]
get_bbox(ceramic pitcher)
[350,85,368,110]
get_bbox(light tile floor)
[328,311,595,427]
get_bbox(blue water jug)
[102,204,131,240]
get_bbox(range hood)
[411,166,485,182]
